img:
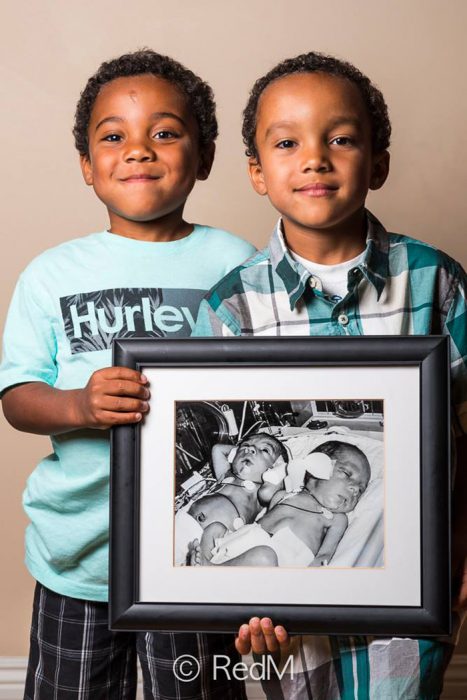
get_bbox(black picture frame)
[110,336,451,636]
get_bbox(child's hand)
[73,367,150,429]
[235,617,290,656]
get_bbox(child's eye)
[276,139,296,149]
[330,136,354,147]
[102,134,122,142]
[153,130,178,139]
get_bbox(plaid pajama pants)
[24,583,247,700]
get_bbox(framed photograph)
[110,336,451,636]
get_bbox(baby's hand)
[73,367,150,429]
[235,617,290,656]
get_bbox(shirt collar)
[268,209,389,310]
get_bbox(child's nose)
[301,143,331,173]
[124,138,156,162]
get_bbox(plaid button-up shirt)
[193,211,467,699]
[195,210,466,436]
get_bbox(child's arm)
[211,443,234,480]
[311,513,348,567]
[1,367,149,434]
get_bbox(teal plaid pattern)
[194,210,466,436]
[193,210,466,699]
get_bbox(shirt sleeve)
[443,265,467,436]
[0,271,58,395]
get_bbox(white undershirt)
[290,249,365,302]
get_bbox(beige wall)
[1,0,466,655]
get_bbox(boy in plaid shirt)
[194,52,467,699]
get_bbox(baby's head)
[241,52,391,235]
[307,440,370,513]
[73,49,217,227]
[232,432,288,481]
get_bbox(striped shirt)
[193,211,467,699]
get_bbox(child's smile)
[80,74,208,239]
[249,72,388,258]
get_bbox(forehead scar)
[128,91,138,103]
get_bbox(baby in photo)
[189,440,370,567]
[175,432,288,564]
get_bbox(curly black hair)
[242,52,391,160]
[73,49,218,157]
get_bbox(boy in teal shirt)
[0,50,253,699]
[194,52,467,699]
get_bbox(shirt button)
[338,313,349,326]
[352,268,362,278]
[308,277,317,288]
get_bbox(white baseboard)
[0,658,24,700]
[0,654,464,699]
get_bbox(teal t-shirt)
[0,226,255,601]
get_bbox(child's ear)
[248,157,268,196]
[196,142,215,181]
[369,150,390,191]
[79,154,94,186]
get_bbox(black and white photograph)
[110,336,450,635]
[174,399,385,569]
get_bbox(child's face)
[310,447,370,513]
[248,73,389,239]
[80,74,212,232]
[232,434,282,481]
